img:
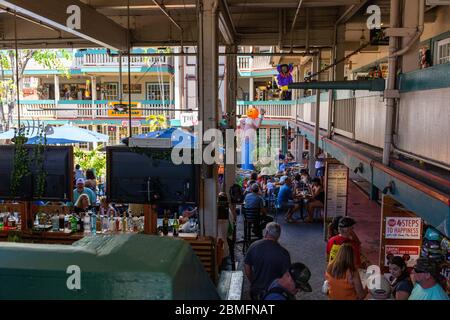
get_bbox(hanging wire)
[14,11,21,127]
[304,42,370,81]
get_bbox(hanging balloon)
[246,106,259,119]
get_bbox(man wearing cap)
[264,263,312,300]
[326,217,362,268]
[73,178,97,205]
[409,257,449,300]
[244,183,273,233]
[244,222,291,300]
[277,177,301,223]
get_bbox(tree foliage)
[73,146,106,179]
[0,49,71,132]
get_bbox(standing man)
[326,217,362,268]
[244,222,291,300]
[73,178,97,205]
[264,263,313,300]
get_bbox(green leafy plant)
[74,146,106,179]
[10,125,30,197]
[31,124,48,199]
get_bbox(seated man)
[244,183,273,234]
[279,159,290,172]
[73,178,97,205]
[277,177,301,223]
[306,178,325,223]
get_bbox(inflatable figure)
[277,64,294,90]
[239,108,265,170]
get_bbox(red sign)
[384,245,420,267]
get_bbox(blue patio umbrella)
[132,127,198,148]
[25,124,108,145]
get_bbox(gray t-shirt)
[244,239,291,294]
[244,192,264,209]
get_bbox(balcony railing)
[16,100,175,120]
[237,100,296,119]
[73,54,173,68]
[237,56,273,72]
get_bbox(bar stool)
[242,207,262,254]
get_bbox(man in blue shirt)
[244,183,273,234]
[409,257,449,300]
[264,262,312,300]
[277,177,301,223]
[73,178,97,205]
[279,158,289,172]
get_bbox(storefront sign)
[379,196,423,272]
[325,160,348,218]
[180,112,198,127]
[384,245,420,267]
[121,120,141,127]
[385,217,422,239]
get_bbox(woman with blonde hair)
[74,194,91,214]
[325,243,367,300]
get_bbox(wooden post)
[144,204,157,235]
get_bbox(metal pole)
[314,53,321,157]
[127,0,132,138]
[289,0,304,52]
[383,0,400,165]
[14,11,20,127]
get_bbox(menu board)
[325,159,348,219]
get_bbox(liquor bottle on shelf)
[90,209,97,234]
[109,216,116,233]
[172,212,179,237]
[102,215,109,233]
[70,214,78,233]
[0,215,3,231]
[122,212,127,233]
[52,211,59,232]
[162,210,169,236]
[78,213,83,232]
[83,212,91,234]
[64,213,70,231]
[115,216,120,232]
[59,212,65,231]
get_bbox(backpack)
[229,184,244,204]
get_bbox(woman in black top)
[74,194,91,214]
[306,178,324,223]
[388,256,413,300]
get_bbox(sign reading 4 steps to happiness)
[385,217,422,240]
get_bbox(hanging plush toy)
[276,64,294,100]
[239,108,265,170]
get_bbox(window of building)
[146,82,170,101]
[437,38,450,65]
[77,125,89,150]
[107,126,117,145]
[141,126,151,134]
[104,82,119,100]
[270,128,281,153]
[132,127,139,136]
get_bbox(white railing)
[238,57,251,71]
[252,56,272,70]
[75,54,172,68]
[237,56,274,73]
[16,103,57,119]
[141,103,175,118]
[237,102,295,119]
